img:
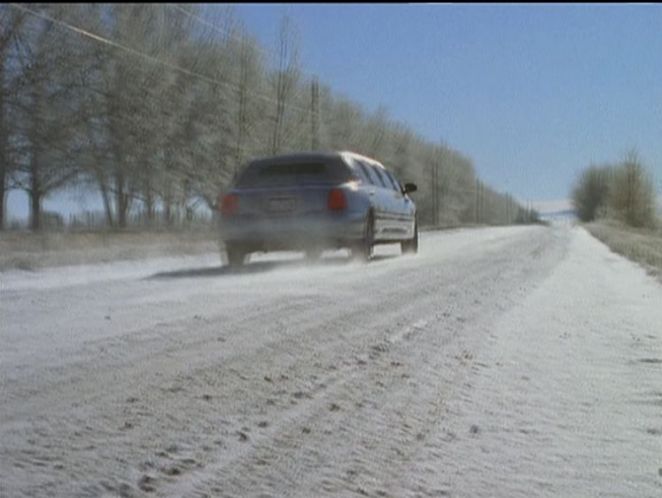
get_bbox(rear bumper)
[219,211,366,250]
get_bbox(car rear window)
[260,163,326,177]
[236,160,349,187]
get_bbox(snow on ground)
[0,253,222,292]
[405,227,662,497]
[1,225,661,497]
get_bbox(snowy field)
[1,225,661,497]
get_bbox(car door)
[356,161,387,239]
[384,169,415,238]
[368,164,401,240]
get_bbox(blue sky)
[7,3,662,219]
[221,3,662,203]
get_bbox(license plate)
[268,197,296,212]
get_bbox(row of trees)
[571,150,658,228]
[0,4,531,231]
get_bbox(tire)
[401,221,418,255]
[226,243,247,267]
[354,212,375,262]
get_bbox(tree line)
[571,149,658,228]
[0,4,534,231]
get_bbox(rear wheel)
[354,212,375,262]
[226,243,247,267]
[401,221,418,255]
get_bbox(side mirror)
[403,182,417,194]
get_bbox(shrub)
[571,165,611,222]
[606,151,657,228]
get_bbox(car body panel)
[218,151,416,253]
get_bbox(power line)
[168,4,320,86]
[9,3,312,114]
[169,5,277,60]
[170,5,276,57]
[176,3,425,136]
[11,3,528,213]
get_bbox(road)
[1,225,661,498]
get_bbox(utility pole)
[479,181,483,223]
[527,200,531,223]
[433,161,439,226]
[475,178,481,224]
[431,163,435,226]
[480,182,484,224]
[437,162,441,226]
[235,39,248,176]
[310,76,319,150]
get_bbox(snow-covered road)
[1,225,661,497]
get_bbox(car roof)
[339,151,385,168]
[249,151,340,164]
[248,151,386,169]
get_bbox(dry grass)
[0,229,219,271]
[585,220,662,281]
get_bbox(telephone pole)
[479,181,484,224]
[433,161,439,226]
[311,77,319,150]
[474,177,480,224]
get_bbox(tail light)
[327,188,347,211]
[220,193,239,216]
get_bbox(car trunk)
[232,185,334,218]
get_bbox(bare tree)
[572,150,657,228]
[571,164,611,222]
[182,41,237,210]
[608,149,656,228]
[231,30,265,174]
[11,5,85,230]
[391,125,413,180]
[324,96,364,151]
[75,4,193,228]
[0,5,26,230]
[1,4,525,231]
[362,106,390,159]
[270,15,300,155]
